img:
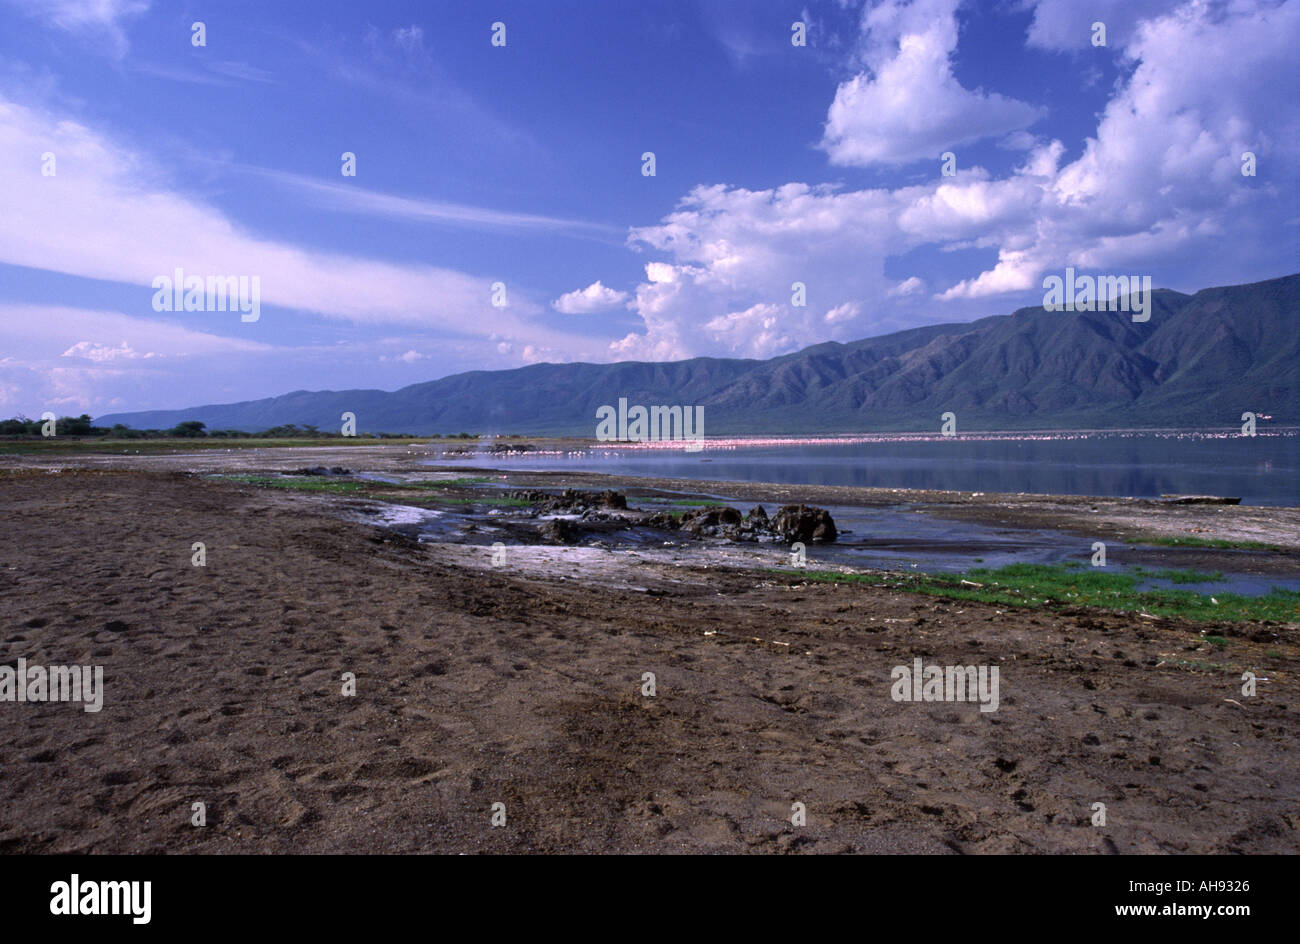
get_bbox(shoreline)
[3,443,1298,569]
[1,465,1296,853]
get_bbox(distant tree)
[168,420,207,437]
[57,414,95,436]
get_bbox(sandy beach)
[1,447,1297,853]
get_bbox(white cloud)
[62,340,158,361]
[392,26,425,56]
[943,0,1300,298]
[3,304,271,358]
[243,165,617,239]
[0,303,272,415]
[6,0,150,57]
[616,182,915,359]
[823,301,861,324]
[703,303,793,357]
[399,349,425,363]
[551,280,629,314]
[644,262,677,283]
[998,130,1040,151]
[1024,0,1183,51]
[0,95,602,367]
[821,0,1043,166]
[887,277,926,297]
[378,349,427,363]
[611,0,1298,358]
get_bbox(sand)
[0,462,1296,853]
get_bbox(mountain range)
[97,273,1299,434]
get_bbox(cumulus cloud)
[824,301,861,324]
[551,280,630,314]
[821,0,1043,166]
[62,340,158,361]
[887,277,926,297]
[379,349,428,363]
[0,304,272,414]
[943,0,1300,298]
[616,182,913,359]
[1024,0,1184,51]
[704,303,793,357]
[613,0,1298,359]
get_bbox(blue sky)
[0,0,1296,418]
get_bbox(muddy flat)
[1,456,1296,853]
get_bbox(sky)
[0,0,1296,419]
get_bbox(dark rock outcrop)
[771,504,838,543]
[678,506,742,533]
[507,489,836,545]
[539,518,580,544]
[508,489,626,514]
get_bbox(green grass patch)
[217,474,371,494]
[785,561,1300,623]
[1132,567,1225,584]
[211,473,531,508]
[1128,534,1286,551]
[416,495,532,507]
[406,477,495,488]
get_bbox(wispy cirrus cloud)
[0,94,594,347]
[238,165,621,241]
[4,0,150,57]
[133,60,277,87]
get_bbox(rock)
[508,488,628,514]
[596,489,627,509]
[771,504,837,543]
[666,502,836,543]
[678,505,741,534]
[539,518,580,544]
[291,466,351,476]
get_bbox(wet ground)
[2,464,1296,853]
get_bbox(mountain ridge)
[97,273,1300,434]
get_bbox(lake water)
[469,430,1299,506]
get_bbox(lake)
[471,430,1299,506]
